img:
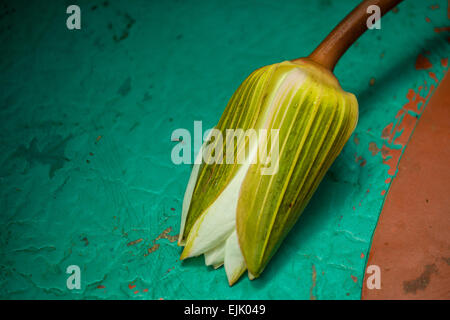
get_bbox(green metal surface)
[0,0,448,299]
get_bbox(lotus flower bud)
[178,58,358,285]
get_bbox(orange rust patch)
[429,72,439,83]
[127,238,143,246]
[354,154,367,167]
[155,227,178,243]
[146,243,160,255]
[143,227,179,256]
[373,80,436,177]
[441,58,448,68]
[415,54,433,70]
[434,26,450,33]
[368,142,379,156]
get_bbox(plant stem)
[293,0,404,71]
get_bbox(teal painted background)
[0,0,448,299]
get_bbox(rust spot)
[146,243,160,255]
[381,190,386,196]
[381,123,393,140]
[155,227,178,243]
[353,134,360,145]
[128,284,136,290]
[429,72,438,83]
[127,238,143,246]
[425,17,431,23]
[144,227,179,256]
[354,154,366,167]
[415,54,433,70]
[430,4,440,9]
[369,77,375,86]
[81,237,89,246]
[97,285,105,289]
[441,58,448,68]
[403,264,438,294]
[434,26,450,33]
[351,275,358,283]
[368,142,382,156]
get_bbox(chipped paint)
[369,72,438,178]
[127,238,143,246]
[415,54,433,70]
[155,227,178,243]
[143,227,178,256]
[434,26,450,33]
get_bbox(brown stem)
[293,0,403,71]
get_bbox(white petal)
[204,240,225,267]
[181,144,258,258]
[224,230,246,285]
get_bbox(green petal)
[236,59,358,277]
